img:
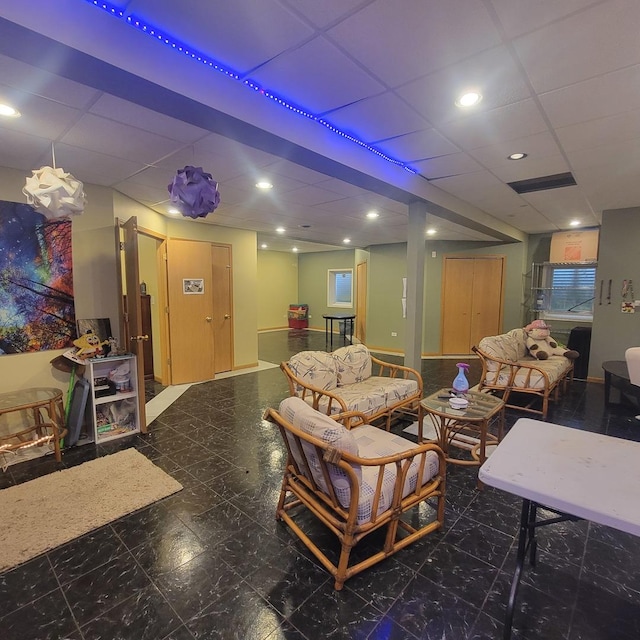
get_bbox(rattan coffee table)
[418,388,505,488]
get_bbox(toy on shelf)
[72,330,108,359]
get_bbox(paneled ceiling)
[0,0,638,252]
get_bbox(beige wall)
[0,168,260,394]
[0,168,118,394]
[257,250,299,330]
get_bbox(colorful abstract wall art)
[0,201,76,354]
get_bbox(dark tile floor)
[2,330,640,640]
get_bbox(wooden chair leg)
[334,536,356,591]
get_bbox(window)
[328,269,353,307]
[538,263,596,321]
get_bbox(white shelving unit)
[85,354,140,444]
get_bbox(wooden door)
[211,244,233,374]
[469,257,504,349]
[441,256,504,354]
[356,261,367,344]
[441,258,475,354]
[166,239,215,384]
[122,217,147,431]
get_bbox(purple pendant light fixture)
[167,165,221,219]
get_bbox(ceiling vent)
[507,172,576,194]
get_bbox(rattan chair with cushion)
[266,396,446,590]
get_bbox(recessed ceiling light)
[0,103,20,118]
[343,238,351,244]
[569,219,581,227]
[256,180,273,190]
[508,152,528,160]
[276,227,285,234]
[366,210,379,219]
[167,207,181,215]
[292,247,298,253]
[426,228,436,236]
[260,243,268,249]
[455,91,482,108]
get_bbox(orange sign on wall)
[549,230,599,263]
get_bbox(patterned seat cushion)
[287,350,338,393]
[278,397,360,509]
[316,376,419,417]
[484,356,572,389]
[333,344,372,386]
[478,330,523,371]
[352,425,440,524]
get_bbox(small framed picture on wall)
[183,278,204,294]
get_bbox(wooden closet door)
[441,256,504,354]
[441,258,474,354]
[470,257,504,349]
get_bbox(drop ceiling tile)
[438,100,549,150]
[489,0,604,39]
[0,126,53,169]
[489,154,570,183]
[569,138,640,173]
[317,178,375,198]
[513,0,640,93]
[124,0,315,73]
[571,165,640,212]
[413,153,484,180]
[60,113,185,164]
[0,54,99,108]
[468,131,562,168]
[313,196,392,217]
[539,65,640,129]
[325,92,430,143]
[115,181,170,207]
[50,144,148,186]
[556,110,640,153]
[89,94,208,143]
[520,187,595,221]
[396,45,532,126]
[280,0,370,28]
[432,170,514,199]
[266,159,331,185]
[327,0,501,86]
[0,87,83,140]
[278,184,348,206]
[249,36,384,113]
[376,128,460,162]
[154,149,258,183]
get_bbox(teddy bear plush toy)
[524,319,579,361]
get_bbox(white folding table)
[479,418,640,640]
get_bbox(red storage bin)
[288,304,309,329]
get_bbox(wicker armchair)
[266,396,446,590]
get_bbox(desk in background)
[322,313,355,350]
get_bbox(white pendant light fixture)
[23,145,86,219]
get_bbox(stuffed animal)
[524,320,579,361]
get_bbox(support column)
[405,201,426,370]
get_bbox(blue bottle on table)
[452,362,470,395]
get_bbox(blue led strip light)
[86,0,418,174]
